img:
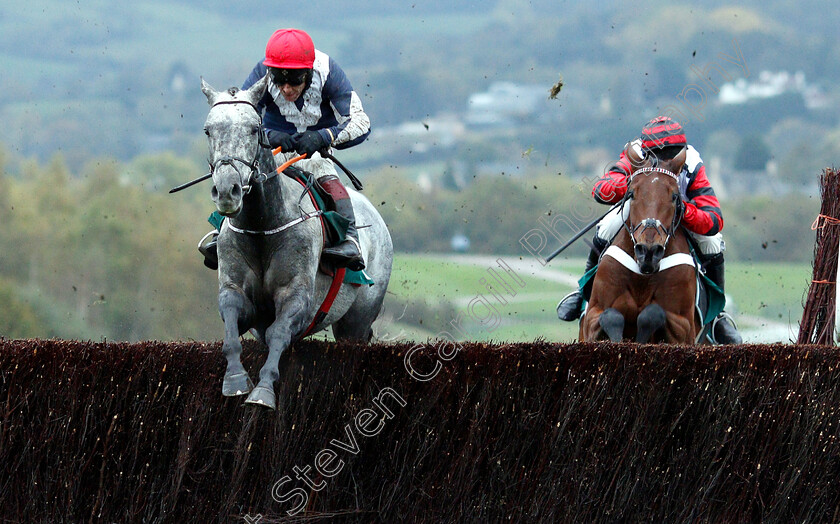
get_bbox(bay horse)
[580,149,699,343]
[201,75,393,409]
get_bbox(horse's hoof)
[222,372,253,396]
[244,386,276,410]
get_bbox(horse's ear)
[667,147,687,173]
[245,74,270,106]
[201,76,220,106]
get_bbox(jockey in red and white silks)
[592,142,724,257]
[556,116,741,344]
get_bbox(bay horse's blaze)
[580,149,699,344]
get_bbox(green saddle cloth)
[698,273,726,326]
[342,267,375,286]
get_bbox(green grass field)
[376,254,811,344]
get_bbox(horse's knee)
[599,308,625,342]
[636,304,667,343]
[219,286,246,317]
[219,286,255,330]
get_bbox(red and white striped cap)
[640,116,687,151]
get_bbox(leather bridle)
[207,99,275,194]
[622,166,684,252]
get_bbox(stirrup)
[323,237,365,271]
[197,230,217,251]
[711,311,742,344]
[198,230,219,270]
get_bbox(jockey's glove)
[294,130,328,157]
[266,130,296,153]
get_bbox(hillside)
[1,1,838,176]
[0,1,831,341]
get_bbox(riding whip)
[545,202,621,263]
[320,150,364,191]
[169,173,211,193]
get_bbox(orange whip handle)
[272,147,307,173]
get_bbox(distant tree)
[0,278,43,338]
[734,134,771,171]
[724,193,818,262]
[779,142,826,187]
[766,118,827,159]
[440,160,465,191]
[705,129,741,162]
[363,69,437,125]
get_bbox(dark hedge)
[2,339,840,522]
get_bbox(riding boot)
[198,230,219,270]
[318,175,365,271]
[703,252,743,344]
[556,235,609,321]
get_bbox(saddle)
[283,166,347,247]
[283,166,373,286]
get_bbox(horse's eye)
[250,126,259,135]
[204,128,210,136]
[672,193,679,202]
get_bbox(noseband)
[622,166,684,251]
[207,99,273,194]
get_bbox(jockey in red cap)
[199,28,370,272]
[556,116,742,344]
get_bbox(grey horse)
[201,75,393,409]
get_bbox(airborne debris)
[549,74,564,99]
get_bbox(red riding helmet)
[263,29,315,69]
[640,116,687,151]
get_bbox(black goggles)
[269,68,309,86]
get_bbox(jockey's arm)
[682,163,723,235]
[320,57,370,150]
[592,153,632,204]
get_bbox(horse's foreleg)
[579,308,598,341]
[245,294,310,410]
[599,308,625,342]
[219,287,254,396]
[636,304,667,343]
[664,312,695,344]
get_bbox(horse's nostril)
[634,245,646,260]
[231,184,241,199]
[654,245,665,259]
[211,186,219,200]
